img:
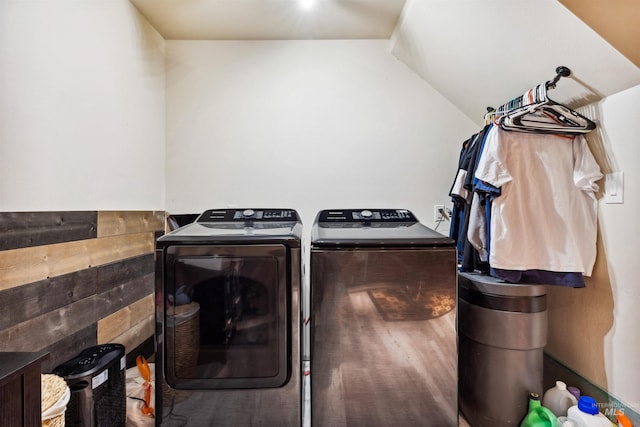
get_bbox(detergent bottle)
[542,381,578,416]
[568,386,581,401]
[520,392,558,427]
[567,396,613,427]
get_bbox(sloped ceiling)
[559,0,640,69]
[129,0,640,126]
[390,0,640,125]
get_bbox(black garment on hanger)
[449,125,491,274]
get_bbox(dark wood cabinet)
[0,352,48,427]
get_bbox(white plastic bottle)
[543,381,578,416]
[557,416,586,427]
[567,396,614,427]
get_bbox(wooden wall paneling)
[96,253,154,294]
[97,308,133,346]
[0,232,155,292]
[98,294,154,344]
[0,268,97,330]
[0,210,166,374]
[94,273,154,320]
[0,296,96,352]
[0,211,97,251]
[125,336,155,368]
[94,253,155,360]
[102,314,155,354]
[127,294,155,327]
[40,324,97,372]
[97,211,165,238]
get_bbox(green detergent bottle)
[520,392,559,427]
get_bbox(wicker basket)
[166,301,200,378]
[41,374,70,427]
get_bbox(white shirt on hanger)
[474,126,602,276]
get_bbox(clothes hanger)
[495,67,596,135]
[484,107,496,126]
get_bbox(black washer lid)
[157,208,302,247]
[311,209,454,248]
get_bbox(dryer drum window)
[163,244,290,390]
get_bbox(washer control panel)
[197,209,299,222]
[318,209,417,223]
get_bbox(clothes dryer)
[155,208,302,426]
[310,209,458,426]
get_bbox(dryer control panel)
[197,209,299,222]
[317,209,417,223]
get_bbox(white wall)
[546,84,640,409]
[598,84,640,407]
[0,0,165,211]
[165,39,479,229]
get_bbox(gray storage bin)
[458,272,548,427]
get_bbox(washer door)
[163,244,290,389]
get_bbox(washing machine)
[310,209,458,426]
[155,208,302,426]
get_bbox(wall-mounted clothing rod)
[545,65,571,90]
[484,66,596,135]
[488,66,572,114]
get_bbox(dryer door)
[162,244,290,389]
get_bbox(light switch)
[604,171,624,204]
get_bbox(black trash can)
[53,343,126,427]
[458,272,547,427]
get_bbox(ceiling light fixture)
[299,0,315,10]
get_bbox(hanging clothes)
[449,69,602,287]
[474,125,602,279]
[448,125,491,273]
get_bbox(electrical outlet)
[434,205,445,222]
